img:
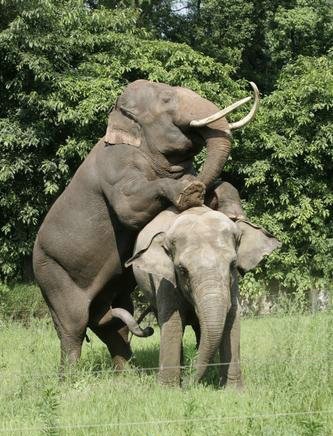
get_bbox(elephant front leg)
[108,171,206,229]
[156,288,185,386]
[171,177,206,211]
[128,175,206,213]
[158,309,184,386]
[89,324,133,371]
[219,301,244,390]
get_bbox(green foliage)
[230,55,333,297]
[239,0,333,92]
[0,283,47,319]
[38,385,60,436]
[0,0,240,280]
[266,1,333,68]
[135,0,332,92]
[136,0,256,72]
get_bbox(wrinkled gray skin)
[127,206,280,387]
[207,180,247,220]
[33,80,252,371]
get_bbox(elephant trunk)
[189,82,259,188]
[193,283,229,381]
[196,125,231,188]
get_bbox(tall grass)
[0,283,47,321]
[0,309,332,435]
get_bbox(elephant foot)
[176,181,206,211]
[113,355,131,371]
[158,373,181,388]
[220,377,244,391]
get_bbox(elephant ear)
[236,220,281,273]
[105,108,141,147]
[125,208,179,288]
[126,233,176,288]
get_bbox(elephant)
[126,206,280,387]
[33,79,259,371]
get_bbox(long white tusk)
[190,96,251,127]
[229,82,259,130]
[189,82,259,129]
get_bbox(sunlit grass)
[0,311,332,435]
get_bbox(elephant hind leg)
[88,279,136,370]
[34,250,90,372]
[90,324,132,370]
[58,324,86,374]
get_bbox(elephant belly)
[37,191,134,294]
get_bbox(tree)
[136,0,255,73]
[227,55,333,298]
[253,0,333,92]
[134,0,333,93]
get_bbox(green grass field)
[0,307,332,435]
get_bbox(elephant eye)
[178,264,187,274]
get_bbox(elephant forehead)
[119,83,155,108]
[205,210,238,232]
[120,80,173,103]
[173,210,236,232]
[126,79,172,90]
[169,210,237,243]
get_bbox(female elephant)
[33,80,258,371]
[126,206,280,387]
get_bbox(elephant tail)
[97,306,154,338]
[112,307,154,337]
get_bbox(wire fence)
[0,410,332,433]
[1,301,331,433]
[2,303,333,316]
[0,355,331,378]
[1,322,332,433]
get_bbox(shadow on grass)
[78,340,160,378]
[132,343,159,369]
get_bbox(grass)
[0,283,47,320]
[0,304,332,436]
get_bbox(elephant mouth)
[169,157,193,174]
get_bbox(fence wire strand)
[0,355,330,378]
[1,309,331,319]
[0,410,332,433]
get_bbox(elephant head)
[126,206,280,382]
[105,80,259,187]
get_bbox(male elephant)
[33,79,258,371]
[127,206,280,387]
